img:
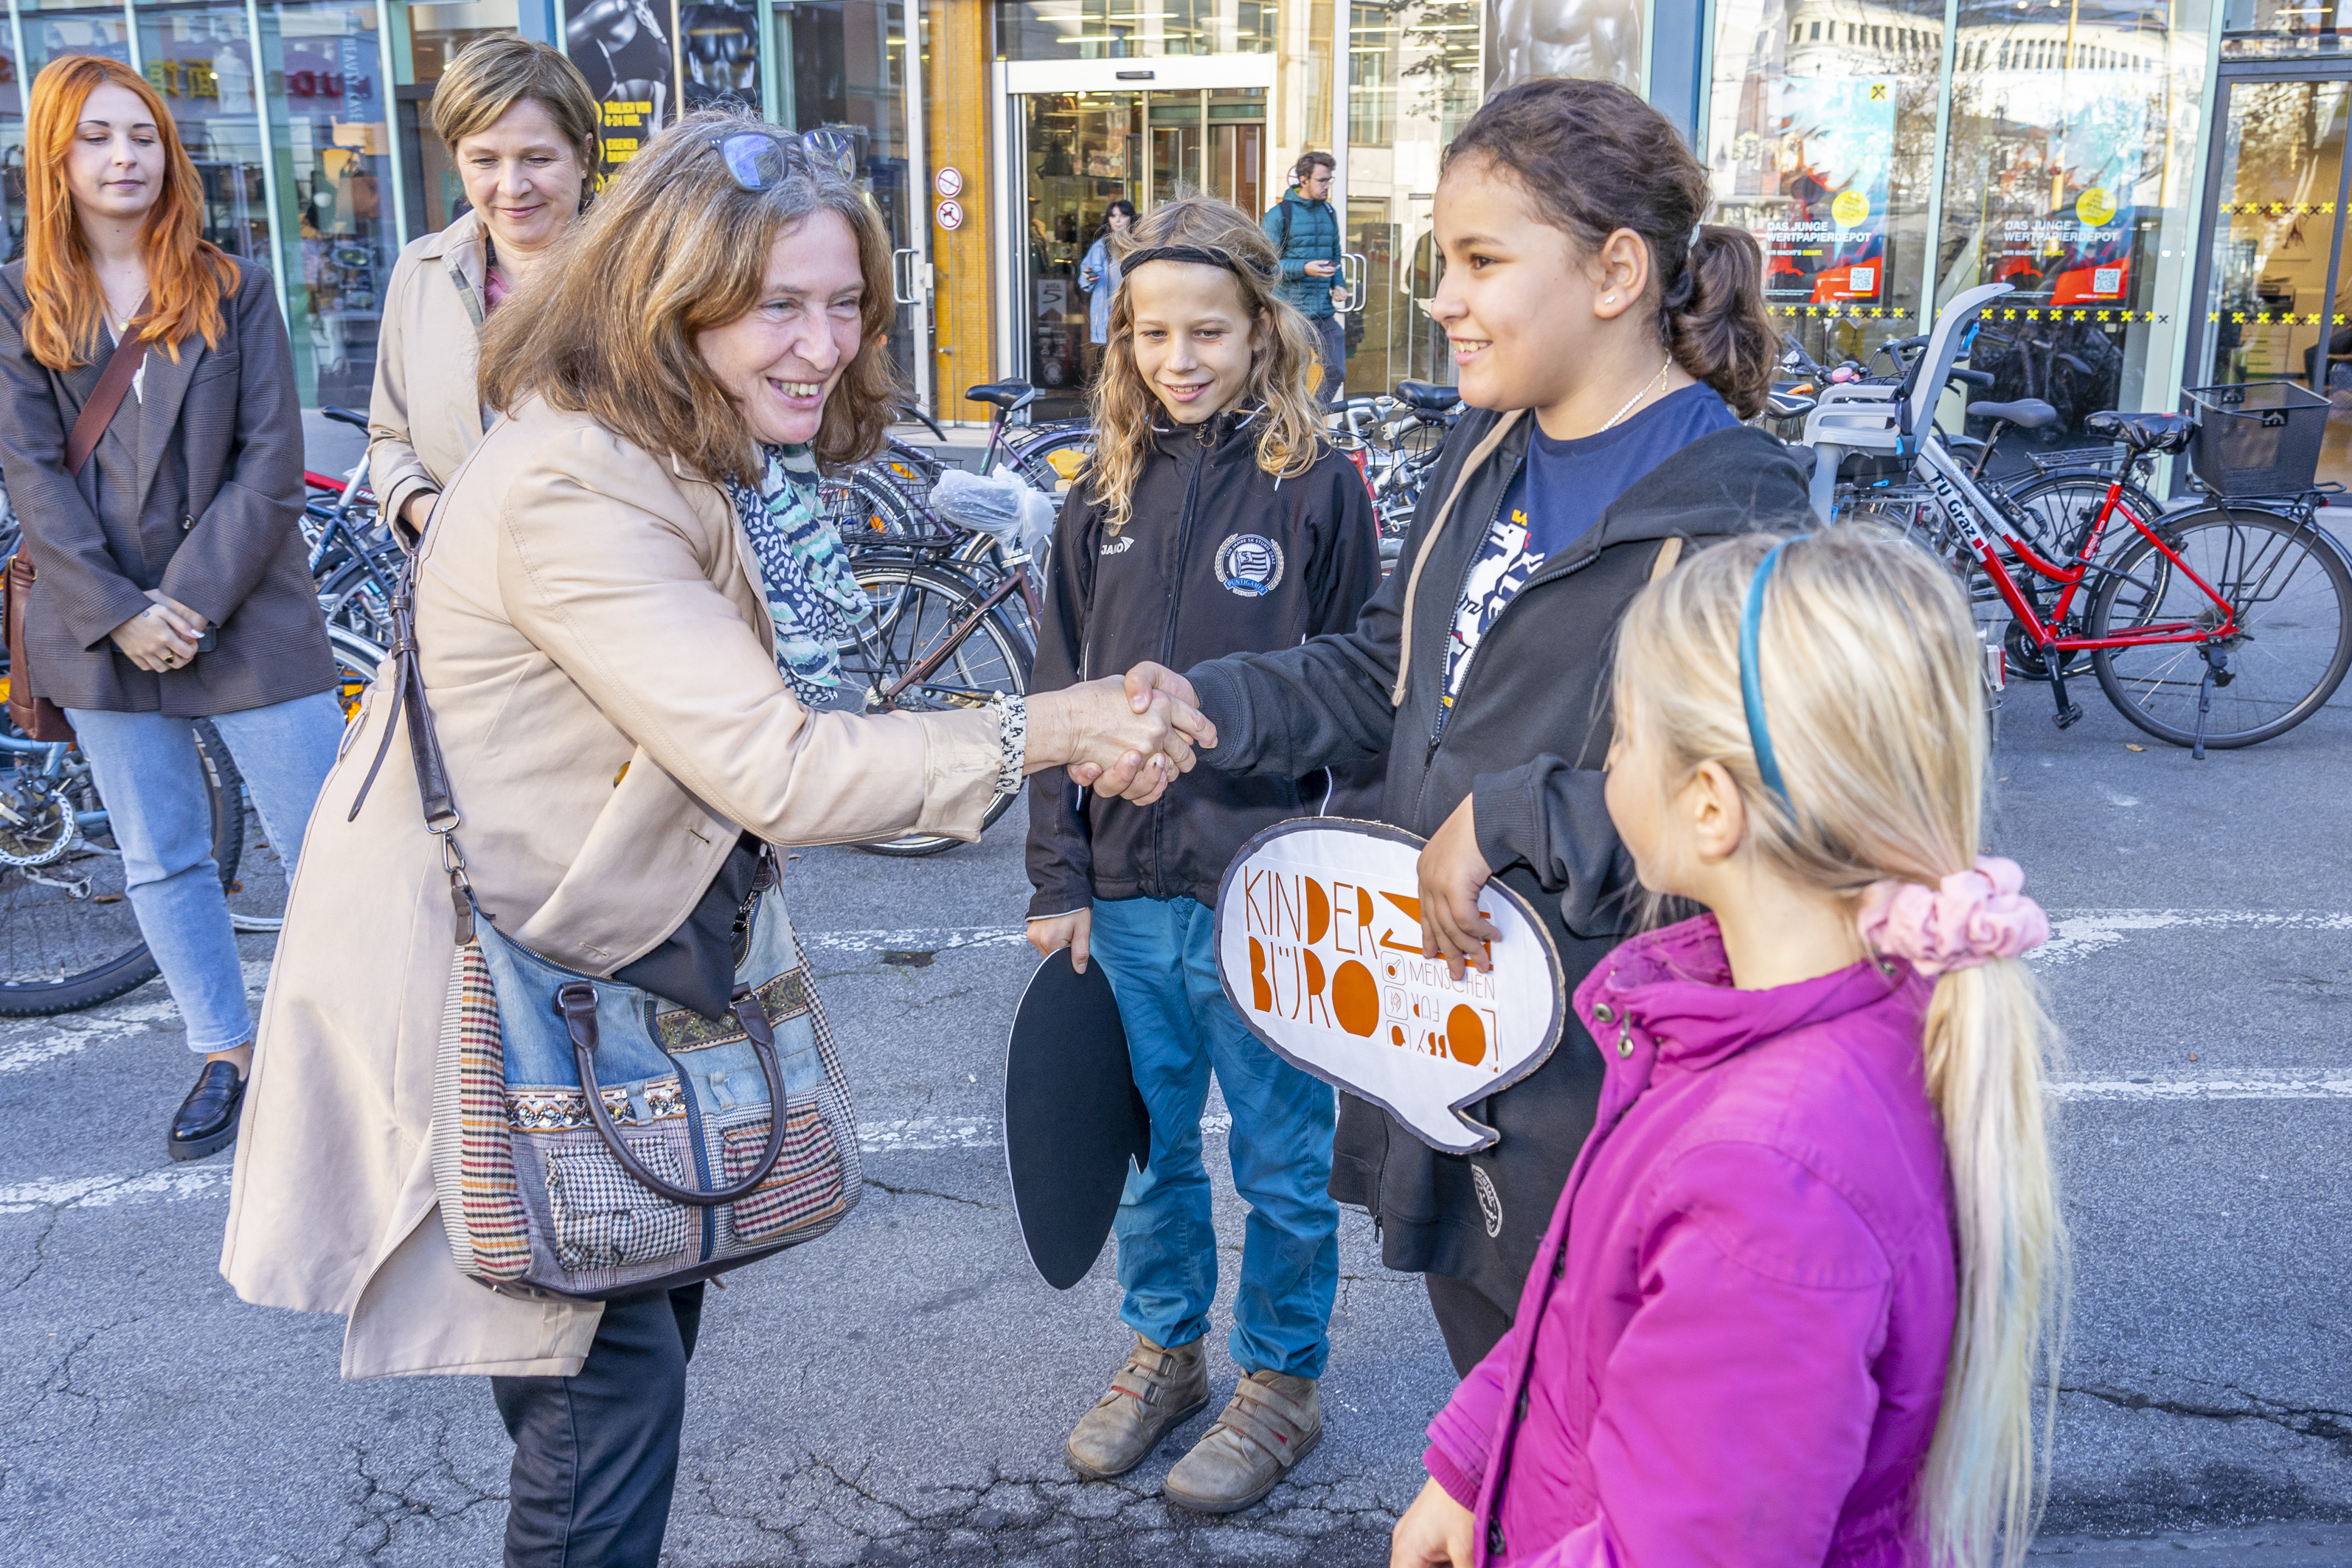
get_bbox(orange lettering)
[1249,936,1271,1012]
[1333,959,1379,1037]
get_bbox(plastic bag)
[930,467,1058,563]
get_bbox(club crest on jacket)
[1215,533,1284,597]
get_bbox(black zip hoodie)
[1026,408,1381,918]
[1184,408,1814,1356]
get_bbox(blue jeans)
[66,694,344,1053]
[1089,895,1339,1378]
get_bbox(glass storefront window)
[408,0,516,230]
[1704,0,1945,370]
[1935,0,2211,447]
[1343,0,1477,395]
[0,18,27,258]
[256,0,395,406]
[2222,0,2351,58]
[407,0,516,81]
[996,0,1274,60]
[135,0,271,267]
[2194,79,2352,483]
[1015,84,1264,414]
[777,0,916,387]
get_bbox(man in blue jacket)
[1263,151,1347,404]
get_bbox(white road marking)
[802,926,1028,957]
[0,1167,226,1214]
[0,961,272,1074]
[2034,909,2352,968]
[2053,1069,2352,1102]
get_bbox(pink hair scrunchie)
[1856,856,2050,977]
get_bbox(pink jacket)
[1424,915,1957,1567]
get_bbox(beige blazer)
[222,396,1000,1378]
[367,209,491,529]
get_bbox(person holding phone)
[0,55,340,1162]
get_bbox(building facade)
[10,0,2349,476]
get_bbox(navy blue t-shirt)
[1444,384,1737,708]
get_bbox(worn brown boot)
[1162,1369,1322,1513]
[1064,1335,1210,1480]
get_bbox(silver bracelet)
[991,693,1027,794]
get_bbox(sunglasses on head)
[707,127,860,190]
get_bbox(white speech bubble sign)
[1213,818,1564,1154]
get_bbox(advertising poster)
[1753,76,1896,305]
[1974,79,2148,308]
[678,2,760,113]
[563,0,679,186]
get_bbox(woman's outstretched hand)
[1065,662,1212,793]
[1390,1477,1476,1568]
[1024,675,1215,805]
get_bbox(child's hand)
[1390,1477,1475,1567]
[1418,796,1500,980]
[1027,909,1092,973]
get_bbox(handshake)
[1023,662,1207,805]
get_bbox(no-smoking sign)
[934,165,964,198]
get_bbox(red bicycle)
[1855,403,2352,756]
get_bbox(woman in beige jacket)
[367,37,598,537]
[223,113,1207,1567]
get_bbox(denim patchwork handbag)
[351,577,860,1300]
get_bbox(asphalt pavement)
[0,670,2348,1566]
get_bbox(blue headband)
[1739,540,1794,807]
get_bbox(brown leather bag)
[6,307,150,743]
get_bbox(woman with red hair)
[0,57,339,1160]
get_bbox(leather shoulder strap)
[65,296,153,479]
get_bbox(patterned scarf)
[725,444,870,706]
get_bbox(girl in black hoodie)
[1115,80,1817,1379]
[1024,195,1380,1514]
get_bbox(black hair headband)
[1120,243,1279,283]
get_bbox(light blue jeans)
[1089,895,1339,1378]
[65,693,344,1053]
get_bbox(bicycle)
[1809,282,2352,755]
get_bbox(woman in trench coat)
[221,112,1207,1567]
[367,37,600,538]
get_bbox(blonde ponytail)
[1922,960,2067,1567]
[1612,526,2068,1567]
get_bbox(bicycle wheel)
[839,561,1031,857]
[2089,507,2352,749]
[328,623,386,723]
[0,720,241,1016]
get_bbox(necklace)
[1600,356,1674,432]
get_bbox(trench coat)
[221,395,1002,1378]
[367,209,493,530]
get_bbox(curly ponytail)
[1443,78,1776,419]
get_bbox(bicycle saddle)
[1394,380,1460,414]
[2084,410,2195,454]
[1968,398,2056,431]
[964,381,1037,413]
[319,404,371,432]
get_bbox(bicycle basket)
[2182,380,2329,496]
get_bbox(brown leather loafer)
[1162,1370,1322,1514]
[1065,1334,1210,1480]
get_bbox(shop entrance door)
[2189,68,2352,487]
[998,58,1273,420]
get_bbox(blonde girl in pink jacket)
[1392,526,2069,1567]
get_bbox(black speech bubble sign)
[1004,948,1153,1290]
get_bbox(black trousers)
[1426,1270,1515,1377]
[490,1283,706,1568]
